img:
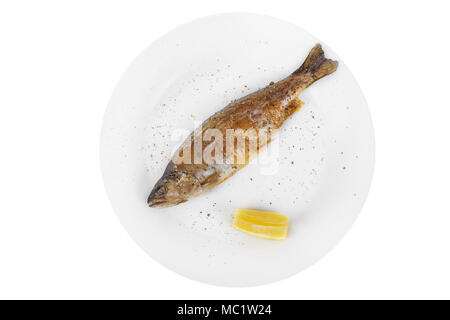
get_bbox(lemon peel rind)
[232,224,287,241]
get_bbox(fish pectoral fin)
[200,171,221,186]
[284,98,305,117]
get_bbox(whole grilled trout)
[148,44,338,207]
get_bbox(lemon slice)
[232,208,289,241]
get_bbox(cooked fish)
[148,44,338,207]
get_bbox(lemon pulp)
[232,208,289,241]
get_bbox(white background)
[0,0,449,299]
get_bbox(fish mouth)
[147,183,170,207]
[148,197,172,208]
[147,194,170,207]
[147,195,187,208]
[147,171,193,208]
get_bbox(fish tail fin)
[292,44,338,81]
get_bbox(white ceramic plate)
[100,13,375,287]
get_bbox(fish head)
[147,171,201,208]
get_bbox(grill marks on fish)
[148,44,338,207]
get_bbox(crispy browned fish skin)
[148,44,338,207]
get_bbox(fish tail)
[292,44,338,81]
